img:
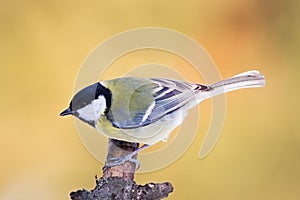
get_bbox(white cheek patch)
[77,95,106,122]
[92,95,107,120]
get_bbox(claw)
[105,153,140,169]
[105,144,150,170]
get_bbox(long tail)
[201,70,265,99]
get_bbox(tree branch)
[70,139,173,200]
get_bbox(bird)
[60,70,265,167]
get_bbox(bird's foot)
[105,152,141,169]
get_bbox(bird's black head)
[60,82,112,126]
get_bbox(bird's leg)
[105,144,150,169]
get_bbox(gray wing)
[109,78,209,129]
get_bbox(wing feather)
[106,77,203,129]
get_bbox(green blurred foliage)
[0,0,299,199]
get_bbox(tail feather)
[199,70,265,100]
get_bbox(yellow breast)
[95,110,185,145]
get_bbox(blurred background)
[0,0,299,199]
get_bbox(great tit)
[60,70,265,167]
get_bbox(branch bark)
[70,139,173,200]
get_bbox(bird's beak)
[60,108,73,116]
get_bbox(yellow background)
[1,0,299,199]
